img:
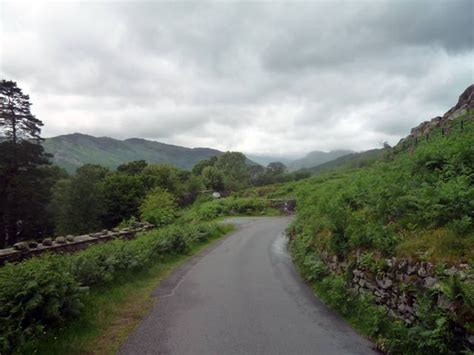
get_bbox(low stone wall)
[318,250,473,347]
[321,251,472,322]
[0,222,154,266]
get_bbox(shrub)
[183,197,274,222]
[0,256,83,352]
[140,188,177,226]
[0,222,228,353]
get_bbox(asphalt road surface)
[119,217,376,355]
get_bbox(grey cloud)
[0,0,472,157]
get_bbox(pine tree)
[0,80,51,247]
[0,80,43,143]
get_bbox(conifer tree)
[0,80,43,143]
[0,80,51,247]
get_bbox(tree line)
[0,80,308,248]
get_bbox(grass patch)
[395,228,474,264]
[30,225,234,355]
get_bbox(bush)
[0,256,83,352]
[182,197,274,222]
[140,188,177,226]
[0,222,229,353]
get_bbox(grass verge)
[29,224,234,355]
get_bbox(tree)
[101,174,147,228]
[267,162,287,175]
[142,164,181,193]
[181,175,203,205]
[0,80,51,247]
[51,164,108,235]
[140,188,177,226]
[192,156,218,176]
[0,141,53,246]
[0,80,43,143]
[202,166,225,191]
[215,152,250,191]
[117,160,148,175]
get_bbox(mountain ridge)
[43,133,224,173]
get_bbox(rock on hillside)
[401,84,473,142]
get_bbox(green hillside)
[43,133,223,173]
[298,148,385,175]
[267,111,474,353]
[288,149,353,171]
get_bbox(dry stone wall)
[0,222,154,266]
[318,250,473,348]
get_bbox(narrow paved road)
[120,217,376,355]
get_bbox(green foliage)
[0,140,54,247]
[0,222,229,353]
[302,254,329,282]
[192,152,276,192]
[141,164,182,194]
[49,162,206,236]
[0,255,84,352]
[202,166,225,191]
[101,173,147,228]
[183,197,274,222]
[139,188,177,226]
[117,160,148,175]
[286,115,474,260]
[51,164,108,235]
[286,115,474,354]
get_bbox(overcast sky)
[1,0,473,157]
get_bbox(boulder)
[42,238,53,246]
[376,277,393,289]
[407,263,418,275]
[424,276,438,288]
[66,235,75,242]
[55,236,67,244]
[13,242,29,251]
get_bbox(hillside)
[43,133,223,173]
[288,150,353,171]
[298,148,385,175]
[268,85,474,353]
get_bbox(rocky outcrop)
[444,84,474,121]
[399,84,473,144]
[0,222,154,266]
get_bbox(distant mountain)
[288,150,353,171]
[43,133,223,173]
[299,149,385,175]
[245,154,295,167]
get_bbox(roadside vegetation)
[0,222,233,353]
[0,80,306,248]
[0,80,292,354]
[280,113,474,354]
[2,79,472,354]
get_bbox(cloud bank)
[1,0,472,157]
